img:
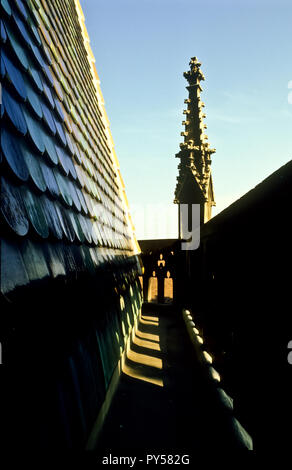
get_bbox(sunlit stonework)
[175,57,216,224]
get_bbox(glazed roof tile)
[2,50,27,101]
[1,176,29,236]
[2,87,27,134]
[1,128,29,181]
[1,0,139,295]
[24,76,43,118]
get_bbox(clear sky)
[80,0,291,239]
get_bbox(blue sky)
[80,0,292,239]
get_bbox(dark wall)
[1,256,142,451]
[189,161,292,453]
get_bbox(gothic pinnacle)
[174,57,216,220]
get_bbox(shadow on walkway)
[96,304,249,457]
[122,308,164,388]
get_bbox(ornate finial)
[175,57,215,219]
[183,56,205,85]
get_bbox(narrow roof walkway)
[95,304,250,457]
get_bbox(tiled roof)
[1,0,140,295]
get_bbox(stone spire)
[174,57,215,225]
